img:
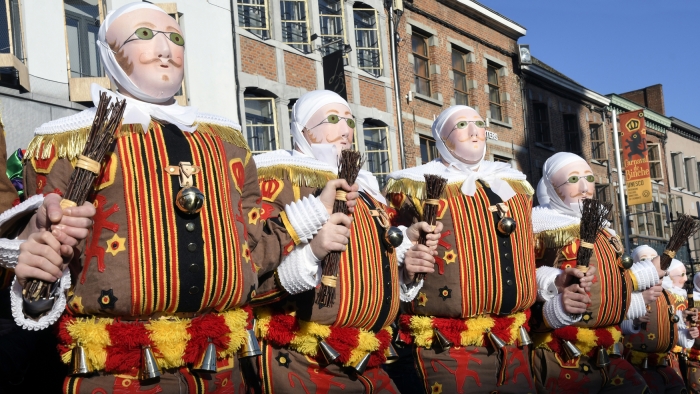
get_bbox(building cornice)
[440,0,527,39]
[521,64,609,107]
[607,94,670,134]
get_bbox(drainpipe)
[388,5,406,169]
[229,0,244,124]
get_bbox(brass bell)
[140,345,161,380]
[596,347,610,368]
[671,314,680,324]
[385,344,399,364]
[176,186,205,214]
[392,323,406,348]
[562,340,582,360]
[488,331,507,350]
[353,352,371,374]
[658,356,669,367]
[192,338,218,374]
[641,357,649,370]
[71,345,90,376]
[620,254,633,269]
[518,327,532,347]
[384,226,404,248]
[433,328,453,352]
[239,321,262,359]
[319,340,340,364]
[497,217,517,236]
[610,342,624,358]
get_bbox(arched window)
[353,3,381,77]
[244,89,278,154]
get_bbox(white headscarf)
[95,3,197,131]
[694,272,700,294]
[290,90,385,204]
[433,105,525,201]
[662,258,685,292]
[536,152,588,217]
[631,245,658,263]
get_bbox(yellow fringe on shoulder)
[26,121,249,162]
[535,224,581,249]
[385,177,534,199]
[257,164,337,189]
[65,317,113,372]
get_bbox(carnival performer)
[2,4,351,392]
[250,89,441,393]
[687,272,700,393]
[622,245,686,394]
[384,105,536,393]
[530,152,658,393]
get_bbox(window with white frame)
[353,3,381,77]
[672,152,685,188]
[487,63,502,121]
[281,0,311,52]
[420,134,438,164]
[685,156,698,192]
[318,0,345,56]
[629,190,668,239]
[452,48,468,106]
[363,120,391,189]
[647,143,662,181]
[245,92,278,154]
[65,0,104,78]
[238,0,270,39]
[0,0,24,61]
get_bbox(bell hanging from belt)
[641,357,649,370]
[488,331,507,350]
[596,347,610,368]
[433,328,453,351]
[70,345,90,376]
[518,326,532,347]
[610,342,624,358]
[562,340,582,360]
[658,356,669,367]
[497,217,517,236]
[319,340,340,364]
[140,345,161,380]
[392,323,406,348]
[192,338,218,374]
[176,186,205,215]
[353,352,371,374]
[385,344,400,364]
[384,226,404,248]
[238,320,262,359]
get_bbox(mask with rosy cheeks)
[303,103,355,156]
[105,8,184,101]
[439,108,486,165]
[549,161,595,206]
[669,265,687,288]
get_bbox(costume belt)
[255,307,393,369]
[627,349,671,368]
[533,325,622,358]
[58,307,252,374]
[688,347,700,361]
[397,310,530,349]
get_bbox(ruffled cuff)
[395,226,413,266]
[282,196,330,244]
[677,316,695,348]
[630,260,659,291]
[276,243,321,294]
[0,238,23,269]
[536,266,561,303]
[399,269,423,302]
[542,294,582,329]
[621,319,640,335]
[11,267,70,331]
[0,194,44,229]
[626,292,646,320]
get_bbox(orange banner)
[619,110,652,206]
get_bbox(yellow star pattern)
[248,207,261,225]
[105,234,127,257]
[417,292,428,306]
[443,250,457,265]
[431,382,442,394]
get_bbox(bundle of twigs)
[576,199,612,268]
[413,174,447,283]
[24,92,126,303]
[315,150,364,308]
[660,214,700,270]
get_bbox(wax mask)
[106,8,185,101]
[303,103,355,155]
[638,250,658,263]
[550,161,595,206]
[440,107,486,165]
[670,265,687,288]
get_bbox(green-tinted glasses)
[122,27,185,48]
[444,120,486,140]
[309,114,356,130]
[556,175,595,188]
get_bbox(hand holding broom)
[413,174,447,283]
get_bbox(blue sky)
[477,0,700,125]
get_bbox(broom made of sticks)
[315,150,364,308]
[660,214,700,271]
[413,174,447,283]
[24,92,126,303]
[575,198,613,270]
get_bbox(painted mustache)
[140,56,183,68]
[457,133,486,142]
[326,134,347,143]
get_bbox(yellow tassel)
[508,312,527,345]
[146,318,190,369]
[461,315,495,347]
[257,165,337,189]
[65,317,113,371]
[536,224,581,249]
[255,309,273,339]
[197,122,250,155]
[409,316,435,348]
[575,327,598,355]
[290,321,328,356]
[220,309,251,358]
